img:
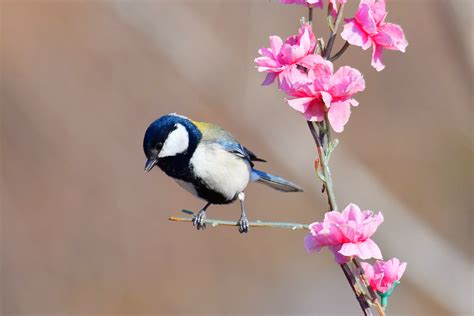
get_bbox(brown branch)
[329,41,350,62]
[341,264,373,316]
[324,3,346,59]
[353,259,386,316]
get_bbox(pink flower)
[341,0,408,71]
[255,23,316,86]
[361,258,407,293]
[280,0,324,8]
[281,55,365,132]
[304,203,383,264]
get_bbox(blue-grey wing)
[218,140,250,159]
[198,124,265,166]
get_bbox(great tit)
[143,113,303,233]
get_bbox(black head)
[143,114,201,172]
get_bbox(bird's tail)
[251,169,304,193]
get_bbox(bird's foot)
[192,210,206,230]
[238,214,249,234]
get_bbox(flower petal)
[286,97,315,113]
[328,100,351,133]
[320,91,333,108]
[254,56,281,72]
[339,238,383,260]
[360,261,375,282]
[303,99,326,122]
[304,233,322,252]
[261,72,278,86]
[355,3,377,35]
[269,36,283,55]
[329,245,350,264]
[324,211,345,224]
[371,44,385,71]
[298,54,333,77]
[330,66,366,98]
[279,65,314,96]
[367,0,387,25]
[377,23,408,52]
[342,203,363,222]
[341,19,371,50]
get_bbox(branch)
[169,210,309,230]
[323,3,346,59]
[341,264,373,316]
[307,121,338,211]
[353,258,386,316]
[329,41,350,62]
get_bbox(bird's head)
[143,113,201,172]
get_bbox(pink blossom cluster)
[304,203,383,263]
[341,0,408,71]
[256,0,407,131]
[282,55,365,132]
[304,202,407,304]
[255,23,316,86]
[361,258,407,294]
[255,25,365,132]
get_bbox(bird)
[143,113,303,233]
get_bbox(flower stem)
[341,264,373,316]
[353,259,386,316]
[306,121,338,211]
[324,3,345,59]
[329,41,350,61]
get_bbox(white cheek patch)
[159,123,189,158]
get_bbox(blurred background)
[1,0,472,315]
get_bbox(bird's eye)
[156,142,163,149]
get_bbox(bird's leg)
[237,192,249,234]
[192,202,211,231]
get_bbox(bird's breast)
[190,142,251,202]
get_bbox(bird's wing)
[192,120,266,165]
[243,147,267,163]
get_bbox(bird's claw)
[192,210,206,230]
[238,215,249,234]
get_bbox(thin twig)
[308,6,313,24]
[307,121,338,211]
[324,3,345,59]
[329,41,350,61]
[353,259,386,316]
[169,211,309,230]
[341,264,373,316]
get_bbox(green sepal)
[377,281,400,308]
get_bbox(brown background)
[1,1,472,315]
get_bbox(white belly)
[190,143,251,201]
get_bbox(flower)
[279,0,324,8]
[304,203,383,263]
[360,258,407,293]
[255,23,316,86]
[341,0,408,71]
[281,55,365,132]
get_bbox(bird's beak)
[144,159,157,172]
